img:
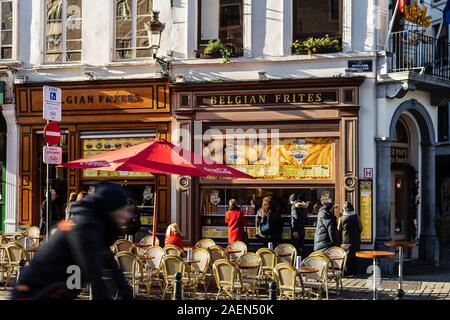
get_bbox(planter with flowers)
[291,35,341,57]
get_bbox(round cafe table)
[385,241,416,299]
[356,250,396,300]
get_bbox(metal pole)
[269,281,277,300]
[385,0,401,51]
[373,258,377,300]
[46,141,50,241]
[396,246,405,299]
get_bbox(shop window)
[45,0,82,63]
[200,187,335,244]
[292,0,342,50]
[0,0,12,60]
[438,104,449,142]
[198,0,243,58]
[114,0,153,60]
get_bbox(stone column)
[1,104,19,233]
[419,143,439,265]
[375,138,395,274]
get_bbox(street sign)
[43,146,63,165]
[364,168,373,180]
[43,122,61,145]
[43,86,62,121]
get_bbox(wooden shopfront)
[15,79,171,233]
[172,77,365,247]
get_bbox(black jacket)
[15,197,133,300]
[313,206,339,251]
[39,199,61,235]
[291,203,308,233]
[338,211,362,254]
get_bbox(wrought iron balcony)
[387,30,450,81]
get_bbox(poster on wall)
[82,137,152,178]
[203,137,333,180]
[359,180,373,243]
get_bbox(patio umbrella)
[62,138,253,244]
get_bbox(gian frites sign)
[196,91,338,107]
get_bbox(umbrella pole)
[152,174,159,246]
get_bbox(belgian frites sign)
[196,91,338,107]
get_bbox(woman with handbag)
[256,196,282,247]
[225,199,246,244]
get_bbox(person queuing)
[225,199,246,244]
[164,223,184,249]
[64,192,77,221]
[39,189,61,235]
[313,201,339,252]
[289,194,308,256]
[12,181,134,300]
[338,201,362,276]
[256,196,282,247]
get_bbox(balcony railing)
[387,30,450,80]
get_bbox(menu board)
[82,137,152,178]
[359,180,373,243]
[203,137,333,180]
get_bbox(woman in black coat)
[313,202,339,252]
[338,201,362,276]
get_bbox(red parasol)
[62,139,253,244]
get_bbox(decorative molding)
[385,81,417,99]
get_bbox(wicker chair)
[236,253,261,299]
[195,238,216,249]
[301,255,329,299]
[24,226,41,248]
[142,246,165,296]
[324,247,348,294]
[4,243,29,289]
[226,241,247,261]
[190,248,211,299]
[161,255,197,299]
[115,252,144,297]
[275,243,297,265]
[273,263,306,300]
[256,248,277,284]
[212,259,250,300]
[113,239,134,254]
[163,244,185,257]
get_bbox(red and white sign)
[43,122,61,145]
[43,146,63,165]
[364,168,373,180]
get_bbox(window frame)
[43,0,83,64]
[0,0,14,60]
[113,0,153,61]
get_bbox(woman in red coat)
[225,199,246,244]
[165,223,184,249]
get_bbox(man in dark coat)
[338,201,362,276]
[289,194,308,256]
[313,202,339,252]
[39,189,61,235]
[12,182,134,300]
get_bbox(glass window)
[0,1,13,60]
[114,0,152,60]
[438,104,449,142]
[293,0,342,44]
[198,0,243,57]
[45,0,82,63]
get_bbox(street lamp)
[146,11,170,76]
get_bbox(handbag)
[259,216,271,236]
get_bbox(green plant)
[203,39,231,63]
[291,35,340,56]
[436,215,450,245]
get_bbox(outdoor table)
[385,241,416,298]
[297,267,319,274]
[356,250,396,300]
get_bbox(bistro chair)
[189,248,211,299]
[300,255,329,299]
[115,252,145,297]
[226,241,247,261]
[324,247,348,293]
[256,248,277,284]
[12,232,25,242]
[142,246,165,296]
[4,243,29,289]
[161,255,197,299]
[195,238,216,250]
[275,243,297,265]
[273,263,306,300]
[309,251,340,295]
[24,226,41,248]
[163,244,185,257]
[236,253,262,299]
[113,239,134,254]
[135,235,160,255]
[212,259,250,300]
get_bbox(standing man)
[39,189,61,235]
[289,194,308,256]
